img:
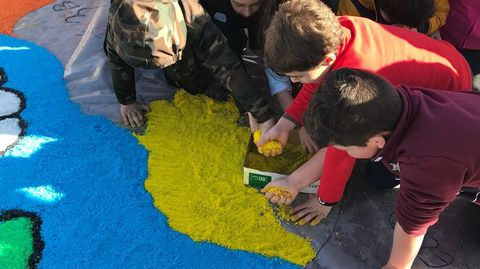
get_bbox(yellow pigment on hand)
[262,186,291,199]
[136,90,315,265]
[253,130,283,155]
[275,205,293,222]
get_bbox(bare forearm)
[287,148,326,189]
[385,223,425,269]
[275,90,294,111]
[277,117,296,133]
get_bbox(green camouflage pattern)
[105,0,275,123]
[108,0,187,68]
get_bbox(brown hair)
[264,0,343,73]
[255,0,280,53]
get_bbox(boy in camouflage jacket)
[104,0,275,131]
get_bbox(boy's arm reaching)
[317,146,357,204]
[104,38,147,127]
[263,147,327,202]
[261,140,356,207]
[387,157,467,268]
[263,148,335,225]
[274,91,294,110]
[186,4,275,124]
[284,83,319,126]
[257,117,296,155]
[383,223,425,269]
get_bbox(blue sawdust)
[0,34,300,269]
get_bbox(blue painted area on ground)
[0,34,299,269]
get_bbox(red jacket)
[286,16,473,203]
[374,86,480,235]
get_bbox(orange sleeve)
[427,0,450,34]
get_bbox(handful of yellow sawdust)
[262,186,292,199]
[253,130,283,155]
[137,91,315,265]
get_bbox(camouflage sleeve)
[185,5,275,123]
[104,26,137,105]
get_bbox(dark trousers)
[460,49,480,76]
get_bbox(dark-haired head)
[303,68,402,158]
[376,0,435,29]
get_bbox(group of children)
[103,0,480,268]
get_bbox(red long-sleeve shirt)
[286,16,472,203]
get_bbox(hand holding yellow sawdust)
[253,130,283,156]
[262,186,292,199]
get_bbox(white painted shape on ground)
[0,46,30,51]
[17,185,65,202]
[0,118,21,153]
[0,90,22,117]
[5,135,57,158]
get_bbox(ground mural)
[0,6,314,267]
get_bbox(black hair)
[303,68,402,147]
[255,0,280,53]
[376,0,435,28]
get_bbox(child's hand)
[298,127,319,154]
[120,102,149,128]
[290,195,332,226]
[259,117,275,135]
[257,123,290,156]
[261,179,299,205]
[247,112,260,133]
[253,129,283,156]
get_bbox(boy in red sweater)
[302,67,480,269]
[258,0,472,225]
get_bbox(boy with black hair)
[302,67,480,269]
[259,0,472,226]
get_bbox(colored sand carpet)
[138,91,315,265]
[0,34,314,268]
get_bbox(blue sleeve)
[264,66,292,96]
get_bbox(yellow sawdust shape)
[137,90,315,265]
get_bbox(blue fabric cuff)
[264,66,291,96]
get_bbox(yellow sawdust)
[276,205,294,222]
[263,186,292,199]
[136,90,315,265]
[253,130,283,155]
[246,143,311,175]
